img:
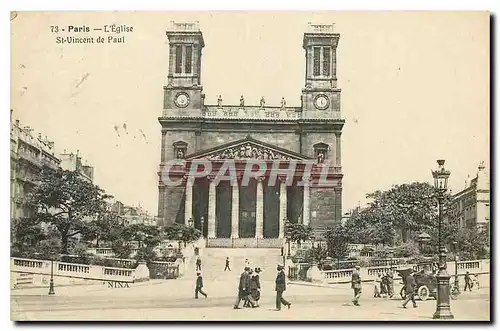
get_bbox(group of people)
[233,263,292,311]
[374,271,395,298]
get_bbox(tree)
[83,203,123,247]
[163,223,202,244]
[22,169,112,253]
[451,226,489,260]
[285,221,313,247]
[324,224,350,269]
[346,182,455,244]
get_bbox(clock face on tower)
[174,92,190,108]
[314,94,330,110]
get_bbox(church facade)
[157,22,345,247]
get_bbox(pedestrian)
[275,264,291,311]
[196,257,202,271]
[234,267,257,309]
[380,273,388,297]
[351,266,362,306]
[251,267,262,304]
[243,269,254,307]
[464,271,472,291]
[244,258,250,268]
[374,273,382,298]
[224,257,231,271]
[194,272,208,299]
[402,272,418,308]
[387,270,394,298]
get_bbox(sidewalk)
[14,288,490,321]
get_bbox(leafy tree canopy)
[22,169,113,253]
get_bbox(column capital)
[301,175,312,186]
[334,131,342,137]
[334,187,342,192]
[278,175,289,183]
[183,175,195,184]
[255,175,265,182]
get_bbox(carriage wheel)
[400,286,406,300]
[417,285,429,301]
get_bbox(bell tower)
[164,21,205,112]
[301,23,341,114]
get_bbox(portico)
[178,137,314,240]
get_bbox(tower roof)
[166,21,204,47]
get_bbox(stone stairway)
[183,248,284,282]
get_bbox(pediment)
[185,137,313,161]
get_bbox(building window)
[313,47,321,76]
[185,46,193,74]
[175,45,183,74]
[322,47,331,76]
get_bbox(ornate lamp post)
[48,246,56,295]
[452,241,460,295]
[432,159,454,319]
[285,219,291,257]
[200,216,205,238]
[177,229,183,252]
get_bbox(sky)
[10,11,490,215]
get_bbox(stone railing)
[322,268,353,282]
[207,237,285,248]
[11,257,135,283]
[58,262,90,275]
[456,260,481,271]
[307,259,490,284]
[162,107,342,121]
[13,258,44,270]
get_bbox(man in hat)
[275,264,291,311]
[351,266,362,306]
[234,266,257,309]
[196,257,202,271]
[224,257,231,271]
[194,272,208,299]
[402,271,417,308]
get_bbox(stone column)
[334,187,342,223]
[208,176,217,238]
[231,181,240,238]
[278,176,287,238]
[335,132,342,166]
[255,176,264,239]
[160,131,167,163]
[184,176,193,226]
[303,178,311,226]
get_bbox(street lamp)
[432,159,454,320]
[48,247,56,295]
[200,216,205,238]
[452,241,460,295]
[177,230,183,252]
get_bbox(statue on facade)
[217,95,223,108]
[317,152,325,164]
[260,96,266,108]
[240,95,245,107]
[280,97,286,109]
[177,149,185,159]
